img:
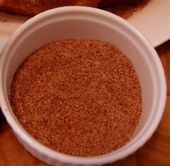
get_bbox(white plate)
[0,0,170,51]
[128,0,170,47]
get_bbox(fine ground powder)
[10,40,142,157]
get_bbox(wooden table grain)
[0,41,170,166]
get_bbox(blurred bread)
[0,0,146,16]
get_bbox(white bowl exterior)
[0,7,166,166]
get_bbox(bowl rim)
[0,6,167,165]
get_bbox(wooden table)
[0,40,170,166]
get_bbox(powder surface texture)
[10,40,142,157]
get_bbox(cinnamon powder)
[10,40,142,157]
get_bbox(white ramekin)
[0,6,167,166]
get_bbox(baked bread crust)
[0,0,145,16]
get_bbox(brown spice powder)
[10,40,142,157]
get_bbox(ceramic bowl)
[0,6,166,166]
